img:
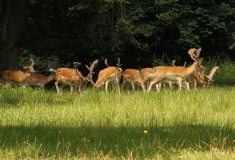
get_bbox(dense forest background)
[0,0,235,75]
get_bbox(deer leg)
[155,82,161,92]
[70,83,74,93]
[168,81,173,90]
[115,78,120,94]
[148,79,160,92]
[55,81,60,94]
[185,81,190,91]
[141,84,146,92]
[178,78,182,91]
[105,80,109,93]
[193,78,197,89]
[121,78,126,90]
[126,82,130,91]
[78,83,82,95]
[130,81,135,92]
[41,85,45,92]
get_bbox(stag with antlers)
[147,48,203,92]
[54,60,98,94]
[90,58,122,94]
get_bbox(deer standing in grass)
[122,69,146,92]
[147,48,202,92]
[91,58,122,94]
[141,68,171,92]
[0,57,35,88]
[22,73,56,91]
[53,60,98,94]
[22,62,57,90]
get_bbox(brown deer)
[22,61,57,90]
[121,69,146,92]
[90,58,122,94]
[147,48,202,92]
[22,73,56,90]
[54,60,98,94]
[140,68,169,92]
[0,57,35,88]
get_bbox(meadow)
[0,59,235,159]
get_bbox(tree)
[0,0,28,71]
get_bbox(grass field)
[0,83,235,159]
[1,59,235,159]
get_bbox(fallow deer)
[140,68,155,90]
[22,73,56,90]
[22,61,57,90]
[121,69,145,92]
[0,57,35,88]
[147,48,202,92]
[53,60,98,94]
[90,58,122,94]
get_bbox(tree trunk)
[0,0,28,71]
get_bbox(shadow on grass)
[0,123,234,158]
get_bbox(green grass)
[0,84,235,159]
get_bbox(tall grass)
[0,85,235,159]
[0,59,235,159]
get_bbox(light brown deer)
[22,73,56,90]
[0,57,35,88]
[22,61,57,90]
[140,68,170,92]
[91,58,122,94]
[54,60,98,94]
[147,48,202,92]
[121,69,145,92]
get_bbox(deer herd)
[0,48,219,94]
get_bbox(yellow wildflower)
[144,130,148,134]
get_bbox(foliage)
[16,0,235,72]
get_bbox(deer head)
[74,60,98,88]
[27,56,35,73]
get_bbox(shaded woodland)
[0,0,235,73]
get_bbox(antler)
[195,48,202,59]
[188,48,197,61]
[206,66,219,84]
[104,58,110,67]
[73,62,83,79]
[116,58,122,68]
[29,55,35,66]
[183,61,187,67]
[85,60,98,78]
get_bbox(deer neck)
[46,75,54,82]
[24,69,31,77]
[94,78,105,88]
[186,62,198,76]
